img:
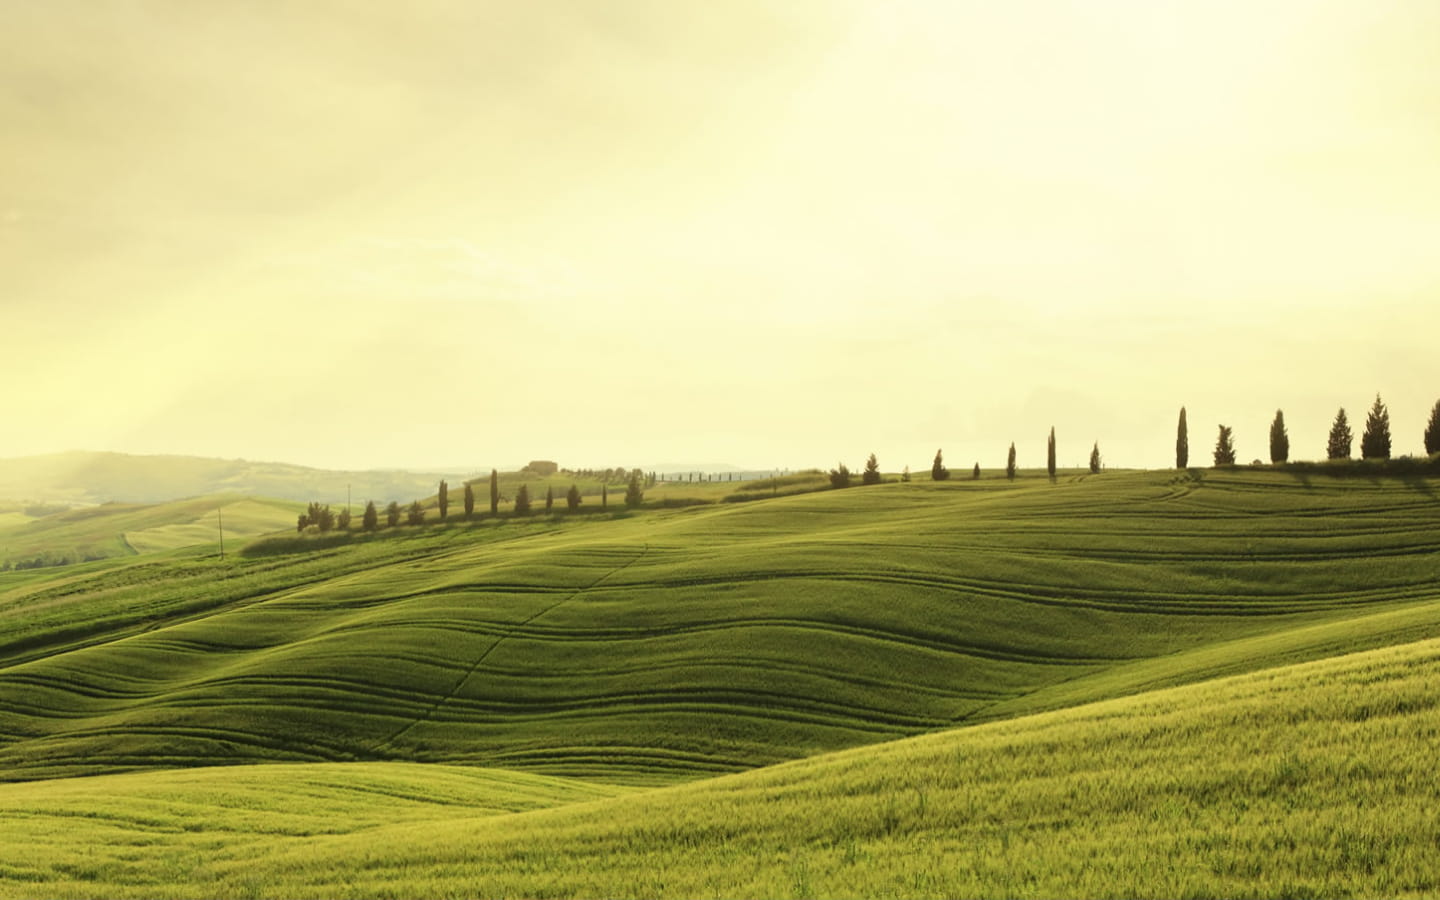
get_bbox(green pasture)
[0,496,297,570]
[2,635,1436,898]
[1,469,1439,787]
[1,466,1440,896]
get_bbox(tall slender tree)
[362,500,378,532]
[931,449,949,481]
[1006,443,1017,481]
[1046,427,1057,479]
[1269,410,1289,464]
[545,485,554,512]
[1425,399,1440,456]
[972,462,980,480]
[385,501,401,527]
[566,484,582,511]
[1360,394,1392,460]
[862,453,881,485]
[601,484,608,509]
[1214,425,1236,466]
[514,484,531,515]
[1176,407,1189,469]
[437,480,449,521]
[407,501,425,526]
[1089,442,1102,475]
[489,469,499,515]
[1327,408,1353,460]
[624,472,644,508]
[463,482,475,518]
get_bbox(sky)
[3,0,1438,473]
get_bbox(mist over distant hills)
[0,452,476,506]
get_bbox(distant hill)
[0,452,475,506]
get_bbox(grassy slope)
[1,469,1438,787]
[0,495,297,567]
[3,635,1436,898]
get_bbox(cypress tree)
[624,473,643,509]
[1046,427,1056,479]
[1425,399,1440,456]
[545,485,554,512]
[385,501,401,527]
[1269,410,1289,464]
[829,463,852,489]
[407,501,425,526]
[362,500,378,532]
[566,484,582,511]
[931,449,949,481]
[514,485,531,515]
[862,453,881,485]
[972,462,980,480]
[602,484,608,508]
[1360,394,1392,460]
[489,469,499,515]
[437,480,448,521]
[337,508,352,531]
[1327,408,1353,460]
[1176,407,1189,469]
[1006,443,1016,481]
[1214,425,1236,466]
[463,483,475,518]
[1089,442,1101,475]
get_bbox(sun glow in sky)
[3,0,1438,472]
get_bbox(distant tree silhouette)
[1361,394,1392,460]
[1176,407,1189,469]
[306,502,335,533]
[337,508,352,531]
[296,514,307,534]
[1426,399,1440,456]
[624,472,644,508]
[1006,443,1016,481]
[601,484,608,508]
[829,463,852,489]
[385,501,401,527]
[463,482,475,519]
[900,465,911,483]
[972,462,980,480]
[437,480,448,521]
[566,484,582,511]
[545,485,554,512]
[489,469,499,516]
[1269,410,1289,464]
[862,453,881,485]
[407,501,425,526]
[1046,427,1057,479]
[1327,408,1353,460]
[362,501,378,532]
[515,484,531,515]
[1214,425,1236,466]
[931,449,949,481]
[1089,442,1101,474]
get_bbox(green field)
[0,495,298,571]
[1,467,1438,896]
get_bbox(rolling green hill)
[1,631,1436,898]
[2,467,1439,897]
[0,495,298,571]
[1,468,1438,786]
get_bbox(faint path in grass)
[373,542,650,753]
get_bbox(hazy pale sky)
[3,0,1438,472]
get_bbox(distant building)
[524,460,559,476]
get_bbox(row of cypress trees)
[1177,396,1440,467]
